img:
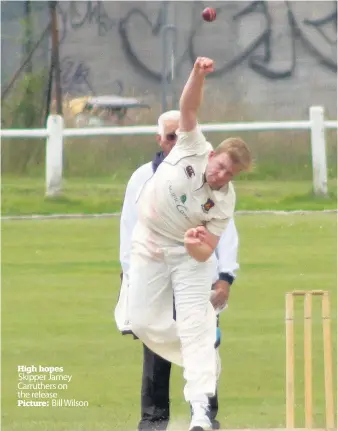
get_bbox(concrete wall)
[2,1,337,120]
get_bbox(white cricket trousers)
[128,222,217,402]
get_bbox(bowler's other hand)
[194,57,214,75]
[184,227,202,245]
[211,280,230,310]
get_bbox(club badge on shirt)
[184,165,195,178]
[202,198,215,213]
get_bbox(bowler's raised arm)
[179,57,214,133]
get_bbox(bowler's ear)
[208,150,216,160]
[156,134,161,144]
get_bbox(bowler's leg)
[172,257,217,403]
[129,249,182,365]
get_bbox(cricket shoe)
[210,419,220,430]
[189,402,212,431]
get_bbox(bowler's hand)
[184,225,209,246]
[184,227,202,245]
[194,57,215,75]
[211,280,230,310]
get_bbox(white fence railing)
[1,106,336,197]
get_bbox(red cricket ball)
[202,7,217,22]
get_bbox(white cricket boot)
[189,401,212,431]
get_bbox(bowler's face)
[206,152,241,189]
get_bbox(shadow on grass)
[44,196,82,205]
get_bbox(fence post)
[46,115,64,196]
[309,106,328,196]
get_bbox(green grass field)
[1,176,337,215]
[2,214,337,430]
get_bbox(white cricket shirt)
[116,158,240,331]
[120,161,239,278]
[137,127,236,243]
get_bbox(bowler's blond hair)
[215,137,252,172]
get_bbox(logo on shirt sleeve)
[201,198,215,213]
[184,165,195,178]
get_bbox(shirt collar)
[195,167,231,201]
[152,151,165,173]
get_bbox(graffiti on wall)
[60,57,94,94]
[119,0,337,81]
[55,0,337,94]
[187,0,337,79]
[119,3,175,81]
[57,0,116,42]
[60,56,124,95]
[56,0,117,94]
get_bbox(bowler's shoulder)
[228,181,236,199]
[172,125,212,156]
[226,181,236,207]
[216,181,236,217]
[166,129,212,166]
